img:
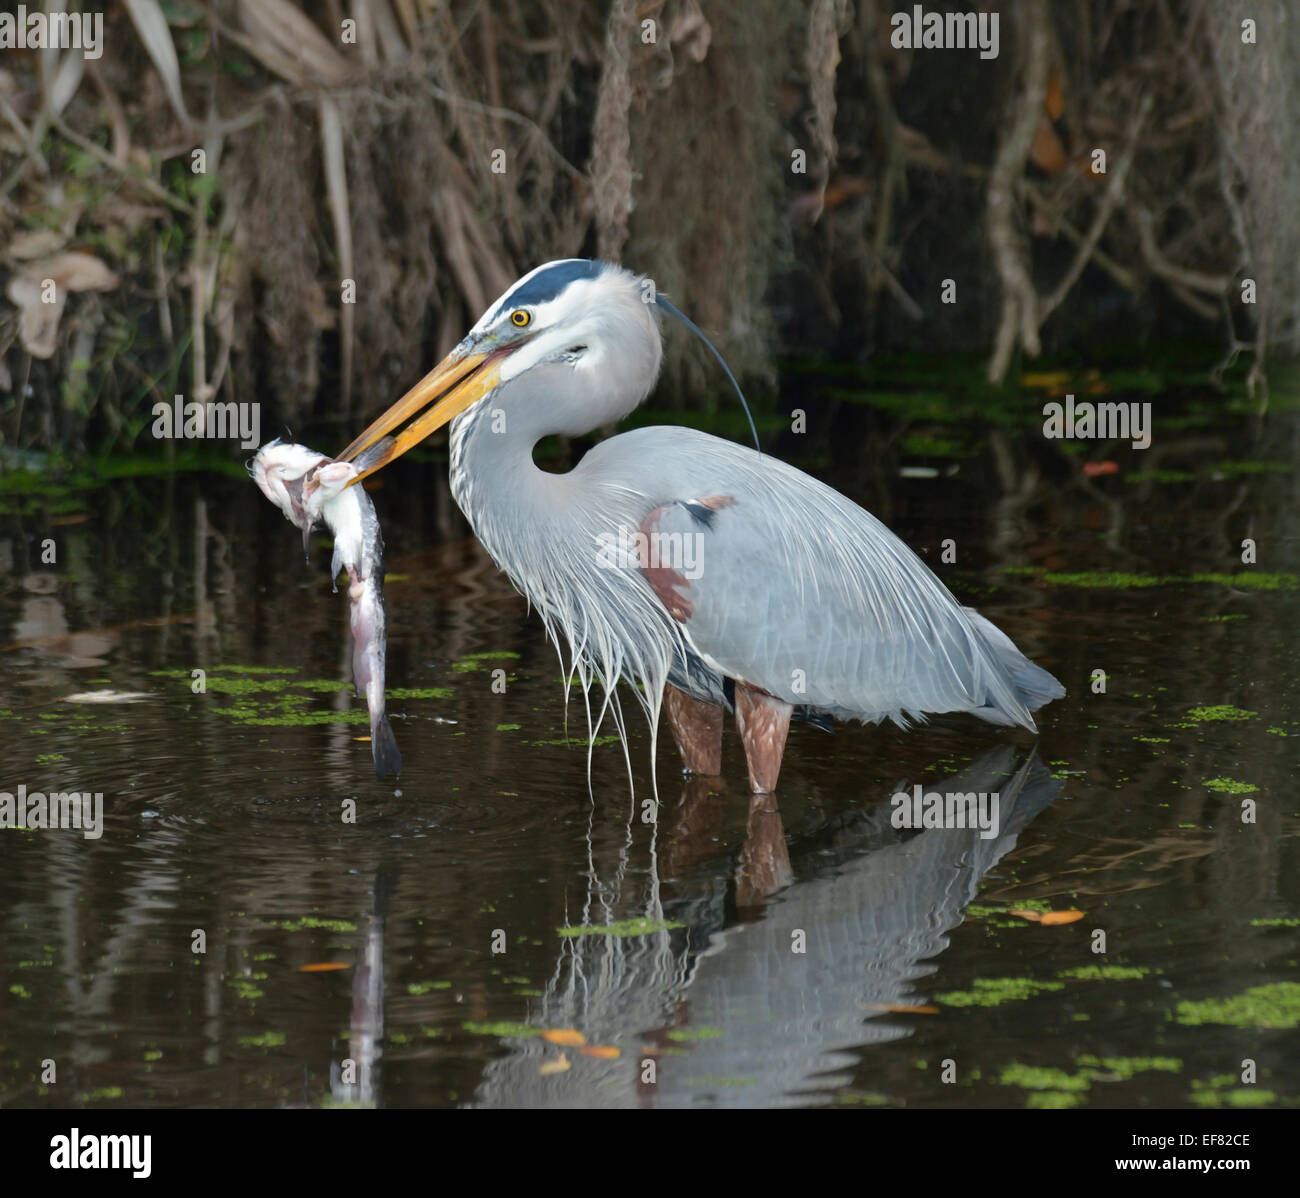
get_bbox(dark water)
[1,386,1298,1109]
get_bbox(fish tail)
[372,716,402,780]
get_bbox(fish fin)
[372,718,402,780]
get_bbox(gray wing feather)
[611,427,1063,729]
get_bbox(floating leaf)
[865,1003,940,1015]
[539,1053,571,1076]
[1040,910,1085,926]
[1020,371,1071,389]
[556,917,684,938]
[462,1021,540,1038]
[1009,908,1043,922]
[579,1045,621,1059]
[542,1028,587,1047]
[62,691,150,703]
[1203,778,1258,794]
[298,962,350,972]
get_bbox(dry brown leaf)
[865,1003,940,1015]
[8,230,67,261]
[389,0,421,51]
[539,1053,571,1076]
[46,51,85,118]
[1020,371,1071,389]
[668,0,712,63]
[45,252,119,293]
[7,276,64,358]
[1009,908,1044,922]
[371,0,410,64]
[351,0,378,70]
[1045,69,1065,120]
[92,197,170,235]
[542,1028,587,1047]
[298,962,351,972]
[122,0,190,124]
[823,175,870,211]
[1030,117,1067,175]
[238,0,352,87]
[6,251,118,356]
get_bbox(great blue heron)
[338,260,1064,792]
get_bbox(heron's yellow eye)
[510,309,531,327]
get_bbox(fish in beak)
[337,341,515,485]
[249,437,403,779]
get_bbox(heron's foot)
[679,765,723,779]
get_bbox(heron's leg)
[734,684,793,794]
[663,684,723,775]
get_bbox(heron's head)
[338,260,661,482]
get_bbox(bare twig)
[86,61,131,162]
[590,0,636,261]
[0,91,49,197]
[51,119,191,214]
[1130,203,1231,295]
[1037,94,1151,325]
[1022,183,1138,291]
[804,0,848,222]
[318,94,354,415]
[860,0,904,318]
[423,82,587,186]
[986,0,1051,383]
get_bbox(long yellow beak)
[337,346,505,484]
